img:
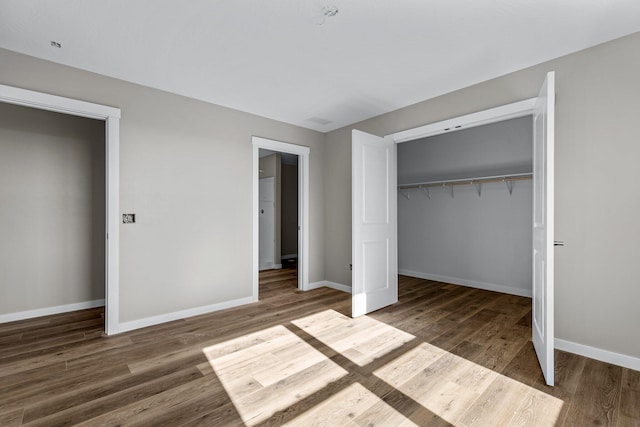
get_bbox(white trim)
[304,281,352,294]
[0,84,120,119]
[0,299,105,323]
[0,84,120,335]
[324,281,352,294]
[252,136,310,300]
[555,338,640,372]
[399,269,532,298]
[388,98,537,143]
[105,117,120,335]
[118,296,254,333]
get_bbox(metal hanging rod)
[397,172,532,190]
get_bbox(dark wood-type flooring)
[1,270,638,426]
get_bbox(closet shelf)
[398,172,532,199]
[398,172,532,190]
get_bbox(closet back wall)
[398,116,533,296]
[0,102,105,316]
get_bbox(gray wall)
[0,47,325,323]
[0,103,105,314]
[324,31,640,359]
[398,117,533,295]
[281,163,298,257]
[398,116,533,184]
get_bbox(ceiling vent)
[306,116,333,125]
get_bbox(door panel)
[259,177,275,271]
[363,240,389,292]
[532,71,555,386]
[363,145,389,224]
[352,130,397,317]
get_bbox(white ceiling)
[1,1,639,132]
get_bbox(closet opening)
[354,74,555,384]
[397,115,533,298]
[0,83,121,335]
[0,101,107,332]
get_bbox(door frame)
[252,136,310,298]
[384,95,553,363]
[390,98,537,143]
[0,83,121,335]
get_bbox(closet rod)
[398,172,532,190]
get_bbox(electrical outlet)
[122,214,136,224]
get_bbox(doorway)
[258,149,300,296]
[352,71,555,385]
[396,115,533,298]
[0,102,106,330]
[252,137,310,300]
[0,84,120,335]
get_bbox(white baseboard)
[118,296,255,333]
[0,299,105,324]
[304,281,352,294]
[399,269,532,298]
[259,264,282,271]
[555,338,640,372]
[281,254,298,261]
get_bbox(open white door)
[532,71,555,386]
[352,130,398,317]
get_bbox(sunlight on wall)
[203,310,563,426]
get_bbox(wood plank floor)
[1,271,638,426]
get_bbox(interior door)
[352,130,398,317]
[259,177,275,270]
[532,71,555,386]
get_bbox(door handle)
[554,241,564,246]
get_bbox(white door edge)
[532,71,555,386]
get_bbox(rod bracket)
[419,185,431,199]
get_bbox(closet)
[0,102,105,320]
[397,116,533,297]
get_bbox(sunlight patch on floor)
[295,309,564,426]
[291,309,415,367]
[283,382,418,427]
[371,334,564,425]
[203,324,348,426]
[203,311,563,426]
